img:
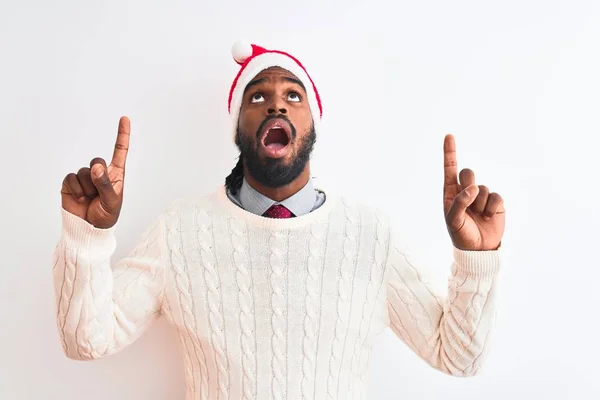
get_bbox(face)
[236,67,316,188]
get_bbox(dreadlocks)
[224,155,244,195]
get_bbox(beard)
[236,115,316,188]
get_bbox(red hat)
[228,41,323,137]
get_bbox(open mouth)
[264,128,289,150]
[260,118,292,154]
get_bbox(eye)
[251,93,265,103]
[287,92,301,102]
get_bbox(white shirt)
[227,177,325,216]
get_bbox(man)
[54,42,505,400]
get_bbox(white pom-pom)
[231,41,253,64]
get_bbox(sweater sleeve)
[52,208,166,361]
[385,229,501,376]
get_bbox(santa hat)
[227,41,323,137]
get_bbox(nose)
[267,107,287,115]
[267,97,287,115]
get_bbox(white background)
[1,0,599,399]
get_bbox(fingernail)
[93,165,104,178]
[466,186,475,196]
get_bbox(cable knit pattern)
[301,221,328,399]
[52,186,501,400]
[348,210,387,399]
[197,207,230,398]
[192,205,216,399]
[55,247,76,355]
[54,209,165,360]
[327,200,360,399]
[229,216,256,400]
[166,209,199,396]
[269,228,288,400]
[385,235,499,376]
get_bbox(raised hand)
[443,134,505,251]
[61,117,131,229]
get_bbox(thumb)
[91,163,119,209]
[445,184,479,230]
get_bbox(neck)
[244,164,311,202]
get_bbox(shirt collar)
[239,177,317,217]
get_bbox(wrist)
[453,247,501,280]
[60,207,116,251]
[452,239,502,252]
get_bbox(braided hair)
[225,155,244,195]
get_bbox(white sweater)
[52,185,501,400]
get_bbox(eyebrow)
[283,76,306,91]
[243,76,307,94]
[244,77,267,93]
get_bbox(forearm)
[435,248,500,375]
[386,245,501,376]
[53,209,164,360]
[53,209,120,360]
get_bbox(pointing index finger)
[111,116,130,169]
[443,134,458,186]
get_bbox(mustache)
[255,114,297,140]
